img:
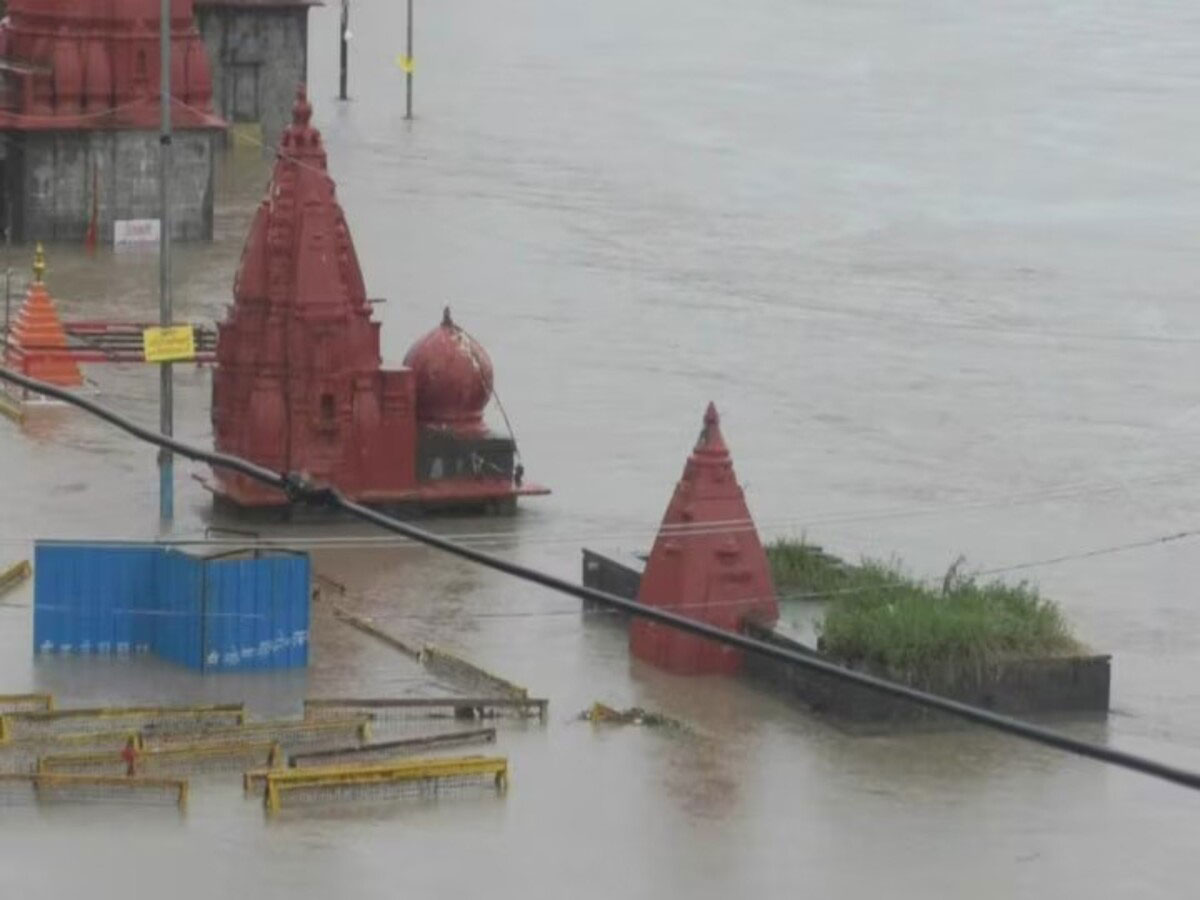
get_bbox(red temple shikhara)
[211,88,547,512]
[0,0,220,129]
[630,404,778,674]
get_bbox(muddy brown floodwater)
[3,0,1200,896]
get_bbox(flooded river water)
[3,0,1200,896]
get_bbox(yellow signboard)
[395,54,414,73]
[143,326,196,363]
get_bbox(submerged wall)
[8,130,217,243]
[194,3,311,152]
[742,622,1111,723]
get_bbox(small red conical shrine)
[630,403,778,675]
[3,245,83,388]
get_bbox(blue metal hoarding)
[153,549,204,670]
[34,543,157,657]
[33,542,309,672]
[202,553,310,671]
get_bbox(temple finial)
[32,243,46,284]
[292,84,313,127]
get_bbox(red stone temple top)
[630,403,780,675]
[0,0,223,129]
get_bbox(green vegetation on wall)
[765,538,1082,684]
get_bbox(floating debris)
[580,702,687,730]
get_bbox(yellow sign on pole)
[143,326,196,363]
[395,54,414,74]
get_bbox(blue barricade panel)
[32,542,310,672]
[201,554,310,671]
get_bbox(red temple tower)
[0,0,218,129]
[630,403,778,674]
[212,88,545,512]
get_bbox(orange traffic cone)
[4,244,83,388]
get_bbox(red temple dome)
[403,307,494,434]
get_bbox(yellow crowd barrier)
[260,754,508,814]
[303,696,548,721]
[420,645,529,698]
[38,740,282,776]
[147,716,370,751]
[2,703,245,739]
[0,693,54,714]
[0,772,188,810]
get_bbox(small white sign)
[114,218,161,248]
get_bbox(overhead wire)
[5,365,1200,793]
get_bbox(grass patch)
[766,538,852,596]
[764,539,1083,685]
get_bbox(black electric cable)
[4,364,1200,793]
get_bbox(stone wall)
[581,549,644,612]
[194,4,310,152]
[742,621,1112,724]
[8,130,217,243]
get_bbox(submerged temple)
[211,88,546,512]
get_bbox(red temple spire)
[630,403,779,675]
[212,87,413,506]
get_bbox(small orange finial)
[292,84,313,127]
[32,243,46,284]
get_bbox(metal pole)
[405,0,413,119]
[4,189,11,349]
[339,0,349,101]
[159,0,174,522]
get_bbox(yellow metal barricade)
[303,696,548,721]
[261,754,508,814]
[0,772,188,810]
[4,703,245,738]
[147,716,370,751]
[38,740,282,776]
[0,694,54,714]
